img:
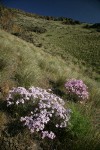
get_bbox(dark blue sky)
[1,0,100,23]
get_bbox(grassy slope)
[15,11,100,75]
[0,7,100,150]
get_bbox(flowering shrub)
[6,86,71,139]
[65,79,89,101]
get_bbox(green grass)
[0,6,100,150]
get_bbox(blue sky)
[1,0,100,23]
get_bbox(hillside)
[0,6,100,150]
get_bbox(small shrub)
[83,23,100,32]
[83,24,90,29]
[90,23,100,29]
[62,18,80,25]
[65,79,89,102]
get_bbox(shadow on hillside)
[49,79,66,99]
[0,99,8,112]
[6,120,24,137]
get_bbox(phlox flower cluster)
[42,131,56,139]
[6,87,30,106]
[65,79,89,100]
[6,86,71,139]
